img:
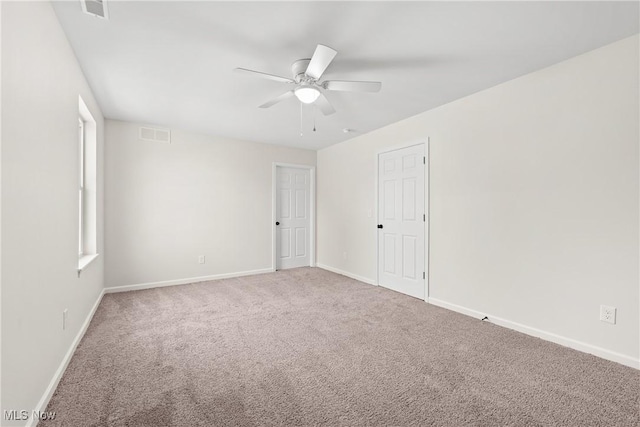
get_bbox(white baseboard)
[104,268,274,294]
[429,297,639,370]
[28,288,106,427]
[316,263,377,286]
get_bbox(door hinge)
[423,156,426,164]
[423,214,425,222]
[423,272,426,279]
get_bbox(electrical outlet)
[600,305,616,324]
[62,309,68,330]
[198,255,205,264]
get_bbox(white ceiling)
[52,1,639,150]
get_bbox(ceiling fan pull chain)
[300,102,303,137]
[313,106,317,132]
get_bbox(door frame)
[375,139,429,301]
[272,163,316,271]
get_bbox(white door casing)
[377,143,426,299]
[276,166,311,270]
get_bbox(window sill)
[78,254,99,276]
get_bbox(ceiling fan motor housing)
[291,59,312,83]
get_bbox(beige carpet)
[42,268,638,426]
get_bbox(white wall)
[318,35,639,366]
[105,120,316,288]
[1,1,105,424]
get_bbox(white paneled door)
[276,167,311,270]
[378,144,426,299]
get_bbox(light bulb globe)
[294,85,320,104]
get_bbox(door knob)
[276,222,280,225]
[377,224,383,229]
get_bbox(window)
[78,117,85,256]
[78,96,98,274]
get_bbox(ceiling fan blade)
[305,44,337,80]
[235,68,295,84]
[314,92,336,116]
[323,80,382,93]
[259,90,295,108]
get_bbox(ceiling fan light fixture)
[294,85,320,104]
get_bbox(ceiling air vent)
[139,127,171,144]
[81,0,109,19]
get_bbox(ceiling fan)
[235,44,382,116]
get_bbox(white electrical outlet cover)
[600,305,616,324]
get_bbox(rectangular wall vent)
[81,0,109,20]
[139,127,171,144]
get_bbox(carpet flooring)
[42,268,639,426]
